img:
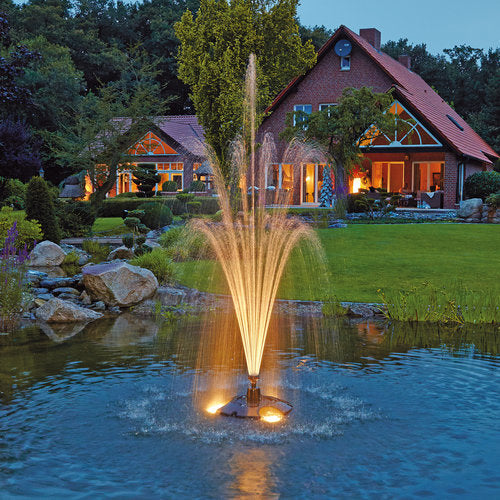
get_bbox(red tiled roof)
[266,25,498,164]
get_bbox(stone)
[33,287,49,295]
[35,298,103,323]
[52,287,80,296]
[457,198,483,219]
[80,290,92,305]
[83,262,158,307]
[39,322,87,343]
[91,301,106,311]
[144,240,161,251]
[107,246,134,260]
[37,293,54,301]
[28,241,66,267]
[40,277,79,289]
[58,293,80,301]
[34,298,47,307]
[108,306,121,314]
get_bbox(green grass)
[176,224,500,303]
[91,217,128,235]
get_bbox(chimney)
[398,54,411,69]
[359,28,381,51]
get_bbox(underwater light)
[206,402,226,414]
[214,376,292,421]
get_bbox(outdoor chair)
[420,190,443,209]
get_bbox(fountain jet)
[194,54,321,421]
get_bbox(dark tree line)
[0,0,497,186]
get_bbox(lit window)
[293,104,312,126]
[340,56,350,71]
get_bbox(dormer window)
[340,56,350,71]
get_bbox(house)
[84,115,206,198]
[259,26,499,208]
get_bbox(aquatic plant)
[0,222,32,331]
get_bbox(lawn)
[91,217,128,235]
[176,224,500,303]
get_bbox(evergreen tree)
[319,165,333,207]
[132,164,161,197]
[25,176,61,243]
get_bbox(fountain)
[192,54,321,421]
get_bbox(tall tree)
[175,0,316,178]
[298,24,333,51]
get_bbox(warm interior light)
[259,406,283,423]
[206,402,225,414]
[352,177,361,193]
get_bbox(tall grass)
[130,248,178,284]
[378,281,499,324]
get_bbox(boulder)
[457,198,482,219]
[82,261,158,307]
[108,246,134,260]
[144,240,161,251]
[29,241,66,267]
[52,287,80,296]
[35,298,103,323]
[80,290,92,305]
[40,277,80,289]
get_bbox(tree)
[132,163,161,197]
[0,119,41,181]
[299,24,333,51]
[175,0,316,178]
[0,12,40,116]
[282,87,397,213]
[50,47,168,206]
[25,176,61,243]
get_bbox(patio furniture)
[420,190,443,209]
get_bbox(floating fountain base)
[217,380,292,421]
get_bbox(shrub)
[176,193,195,204]
[122,234,134,249]
[137,202,173,229]
[464,171,500,200]
[186,201,202,214]
[3,195,25,210]
[26,176,61,243]
[136,235,146,246]
[55,200,96,238]
[129,248,177,284]
[485,192,500,208]
[159,225,213,261]
[62,251,80,266]
[189,180,206,192]
[132,164,160,197]
[115,192,138,198]
[162,180,178,192]
[0,206,42,249]
[82,239,110,263]
[124,217,142,231]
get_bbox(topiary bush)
[162,180,178,192]
[137,202,173,229]
[55,200,96,238]
[122,234,134,248]
[464,171,500,200]
[124,217,141,231]
[189,180,206,192]
[25,176,61,243]
[176,193,195,204]
[115,192,138,198]
[186,201,202,214]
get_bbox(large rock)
[82,261,158,307]
[108,246,134,260]
[29,241,66,267]
[35,298,103,323]
[457,198,482,219]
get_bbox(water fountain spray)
[193,54,321,422]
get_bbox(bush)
[159,225,213,261]
[62,251,80,266]
[3,195,25,210]
[0,207,42,249]
[189,180,206,192]
[186,201,202,214]
[82,239,110,263]
[55,200,96,238]
[122,234,134,248]
[485,192,500,208]
[137,202,173,229]
[124,217,141,231]
[176,193,195,204]
[115,192,138,198]
[162,180,178,192]
[347,193,366,213]
[136,235,146,246]
[129,248,177,284]
[464,171,500,200]
[26,176,61,243]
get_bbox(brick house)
[259,25,499,208]
[84,115,206,198]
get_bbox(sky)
[297,0,499,54]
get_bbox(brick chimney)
[398,54,411,69]
[359,28,381,51]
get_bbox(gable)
[361,100,442,148]
[128,131,178,156]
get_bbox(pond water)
[1,314,499,498]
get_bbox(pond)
[1,314,499,498]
